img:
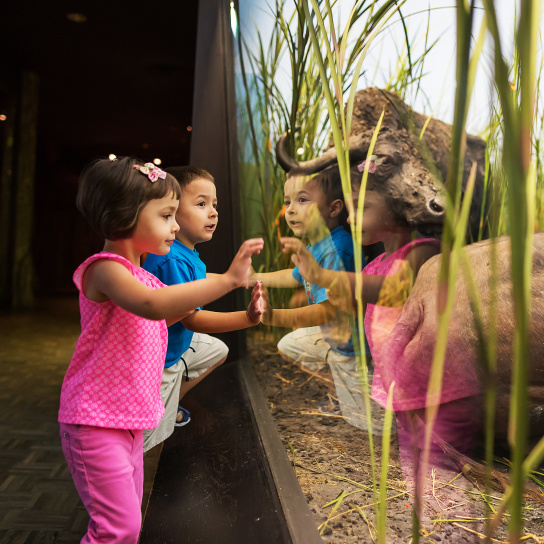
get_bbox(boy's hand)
[259,286,274,325]
[280,237,321,283]
[226,238,264,288]
[246,281,264,324]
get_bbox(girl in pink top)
[356,188,479,476]
[279,162,481,476]
[59,157,263,543]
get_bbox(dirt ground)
[248,333,544,544]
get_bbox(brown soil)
[248,333,544,544]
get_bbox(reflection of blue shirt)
[143,240,206,368]
[292,226,363,355]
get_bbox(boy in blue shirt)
[143,166,262,452]
[252,165,369,428]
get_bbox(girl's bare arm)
[166,310,195,327]
[182,310,255,332]
[260,286,335,328]
[83,238,264,320]
[333,244,441,308]
[279,245,441,312]
[249,267,300,288]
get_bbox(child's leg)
[143,335,228,449]
[177,333,229,402]
[328,351,390,432]
[143,361,184,452]
[277,326,330,370]
[60,423,143,544]
[326,352,357,420]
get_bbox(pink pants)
[396,396,481,476]
[60,423,144,543]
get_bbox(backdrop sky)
[237,0,540,136]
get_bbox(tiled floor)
[0,297,159,543]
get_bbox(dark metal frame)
[190,0,244,361]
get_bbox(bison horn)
[276,131,367,175]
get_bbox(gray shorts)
[143,333,228,452]
[277,326,330,369]
[278,327,386,432]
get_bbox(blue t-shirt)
[143,240,207,368]
[292,226,364,356]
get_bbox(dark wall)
[0,1,199,297]
[0,1,247,358]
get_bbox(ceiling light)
[153,158,162,165]
[108,154,117,161]
[230,2,238,37]
[67,13,87,23]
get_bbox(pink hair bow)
[134,163,167,182]
[357,155,383,174]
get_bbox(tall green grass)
[235,0,421,277]
[416,5,485,535]
[481,1,543,542]
[298,4,407,539]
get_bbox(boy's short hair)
[311,164,362,228]
[165,166,215,191]
[77,156,180,240]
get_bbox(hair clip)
[134,163,167,182]
[357,155,383,174]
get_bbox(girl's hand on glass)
[246,281,264,324]
[280,237,321,283]
[226,238,264,288]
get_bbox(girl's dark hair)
[76,156,181,240]
[312,164,363,228]
[165,166,214,191]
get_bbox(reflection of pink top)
[364,239,440,409]
[58,252,168,429]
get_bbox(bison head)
[276,88,487,240]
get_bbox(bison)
[276,87,487,241]
[275,87,542,456]
[382,233,544,443]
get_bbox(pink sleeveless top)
[364,239,441,408]
[58,252,168,429]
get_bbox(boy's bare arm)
[181,281,263,332]
[182,310,256,332]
